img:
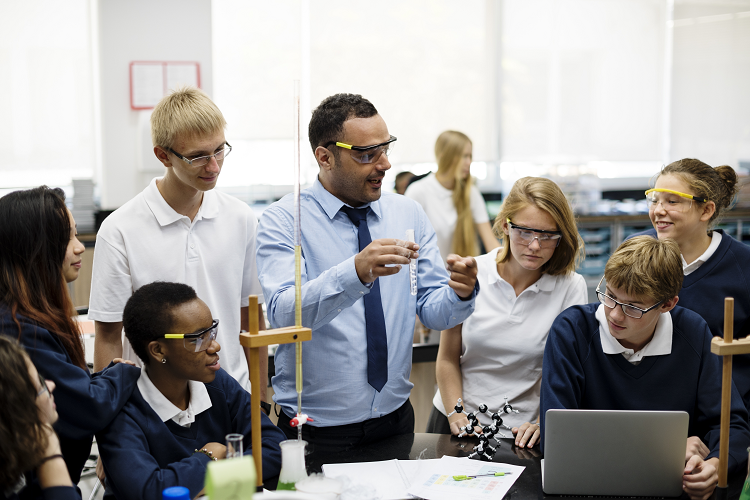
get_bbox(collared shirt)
[433,247,587,427]
[257,178,477,426]
[137,368,212,427]
[596,304,672,364]
[683,231,722,276]
[89,178,263,390]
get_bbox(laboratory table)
[271,433,746,500]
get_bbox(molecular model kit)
[446,397,520,461]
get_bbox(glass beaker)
[225,433,243,459]
[276,439,308,490]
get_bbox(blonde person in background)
[428,177,587,448]
[405,131,499,259]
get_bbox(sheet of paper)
[406,455,525,500]
[323,459,411,500]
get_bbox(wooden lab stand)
[239,296,311,487]
[711,298,750,500]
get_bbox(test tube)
[405,229,417,296]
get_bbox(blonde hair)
[435,130,476,256]
[658,158,739,228]
[151,86,226,149]
[492,177,583,276]
[605,236,683,302]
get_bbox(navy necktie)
[340,206,388,392]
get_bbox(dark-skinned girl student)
[96,282,285,500]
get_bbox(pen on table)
[453,472,513,480]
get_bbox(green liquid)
[276,481,296,491]
[739,478,750,500]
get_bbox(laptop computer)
[543,409,689,497]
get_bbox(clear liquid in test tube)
[405,229,417,296]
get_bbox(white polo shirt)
[404,173,490,259]
[88,178,264,391]
[137,367,212,427]
[683,230,722,276]
[432,247,588,427]
[596,304,672,364]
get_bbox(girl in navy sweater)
[629,159,750,414]
[1,337,80,500]
[97,282,285,500]
[0,187,140,492]
[541,237,750,500]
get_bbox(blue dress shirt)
[256,178,477,426]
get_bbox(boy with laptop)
[540,236,750,500]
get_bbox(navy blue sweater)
[96,369,285,500]
[5,486,80,500]
[0,306,140,488]
[540,303,750,474]
[629,229,750,413]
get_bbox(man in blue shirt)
[257,93,479,451]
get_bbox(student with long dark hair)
[1,337,80,499]
[0,186,140,492]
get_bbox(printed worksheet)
[407,456,525,500]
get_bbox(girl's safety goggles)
[644,188,708,213]
[163,319,219,352]
[506,218,562,248]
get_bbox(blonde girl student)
[428,177,587,448]
[405,131,499,258]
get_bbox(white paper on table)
[322,459,413,500]
[406,455,525,500]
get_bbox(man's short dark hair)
[122,281,198,365]
[308,94,378,154]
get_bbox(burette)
[293,80,304,439]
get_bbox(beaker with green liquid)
[276,439,308,490]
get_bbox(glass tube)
[405,229,417,296]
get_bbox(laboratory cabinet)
[574,209,750,300]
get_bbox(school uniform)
[88,178,264,390]
[431,248,587,428]
[4,483,80,500]
[0,306,140,488]
[97,368,285,500]
[629,229,750,413]
[540,303,750,474]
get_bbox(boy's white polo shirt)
[596,304,672,364]
[88,178,263,391]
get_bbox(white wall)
[501,0,668,163]
[212,0,500,190]
[670,0,750,168]
[97,0,213,209]
[0,0,96,187]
